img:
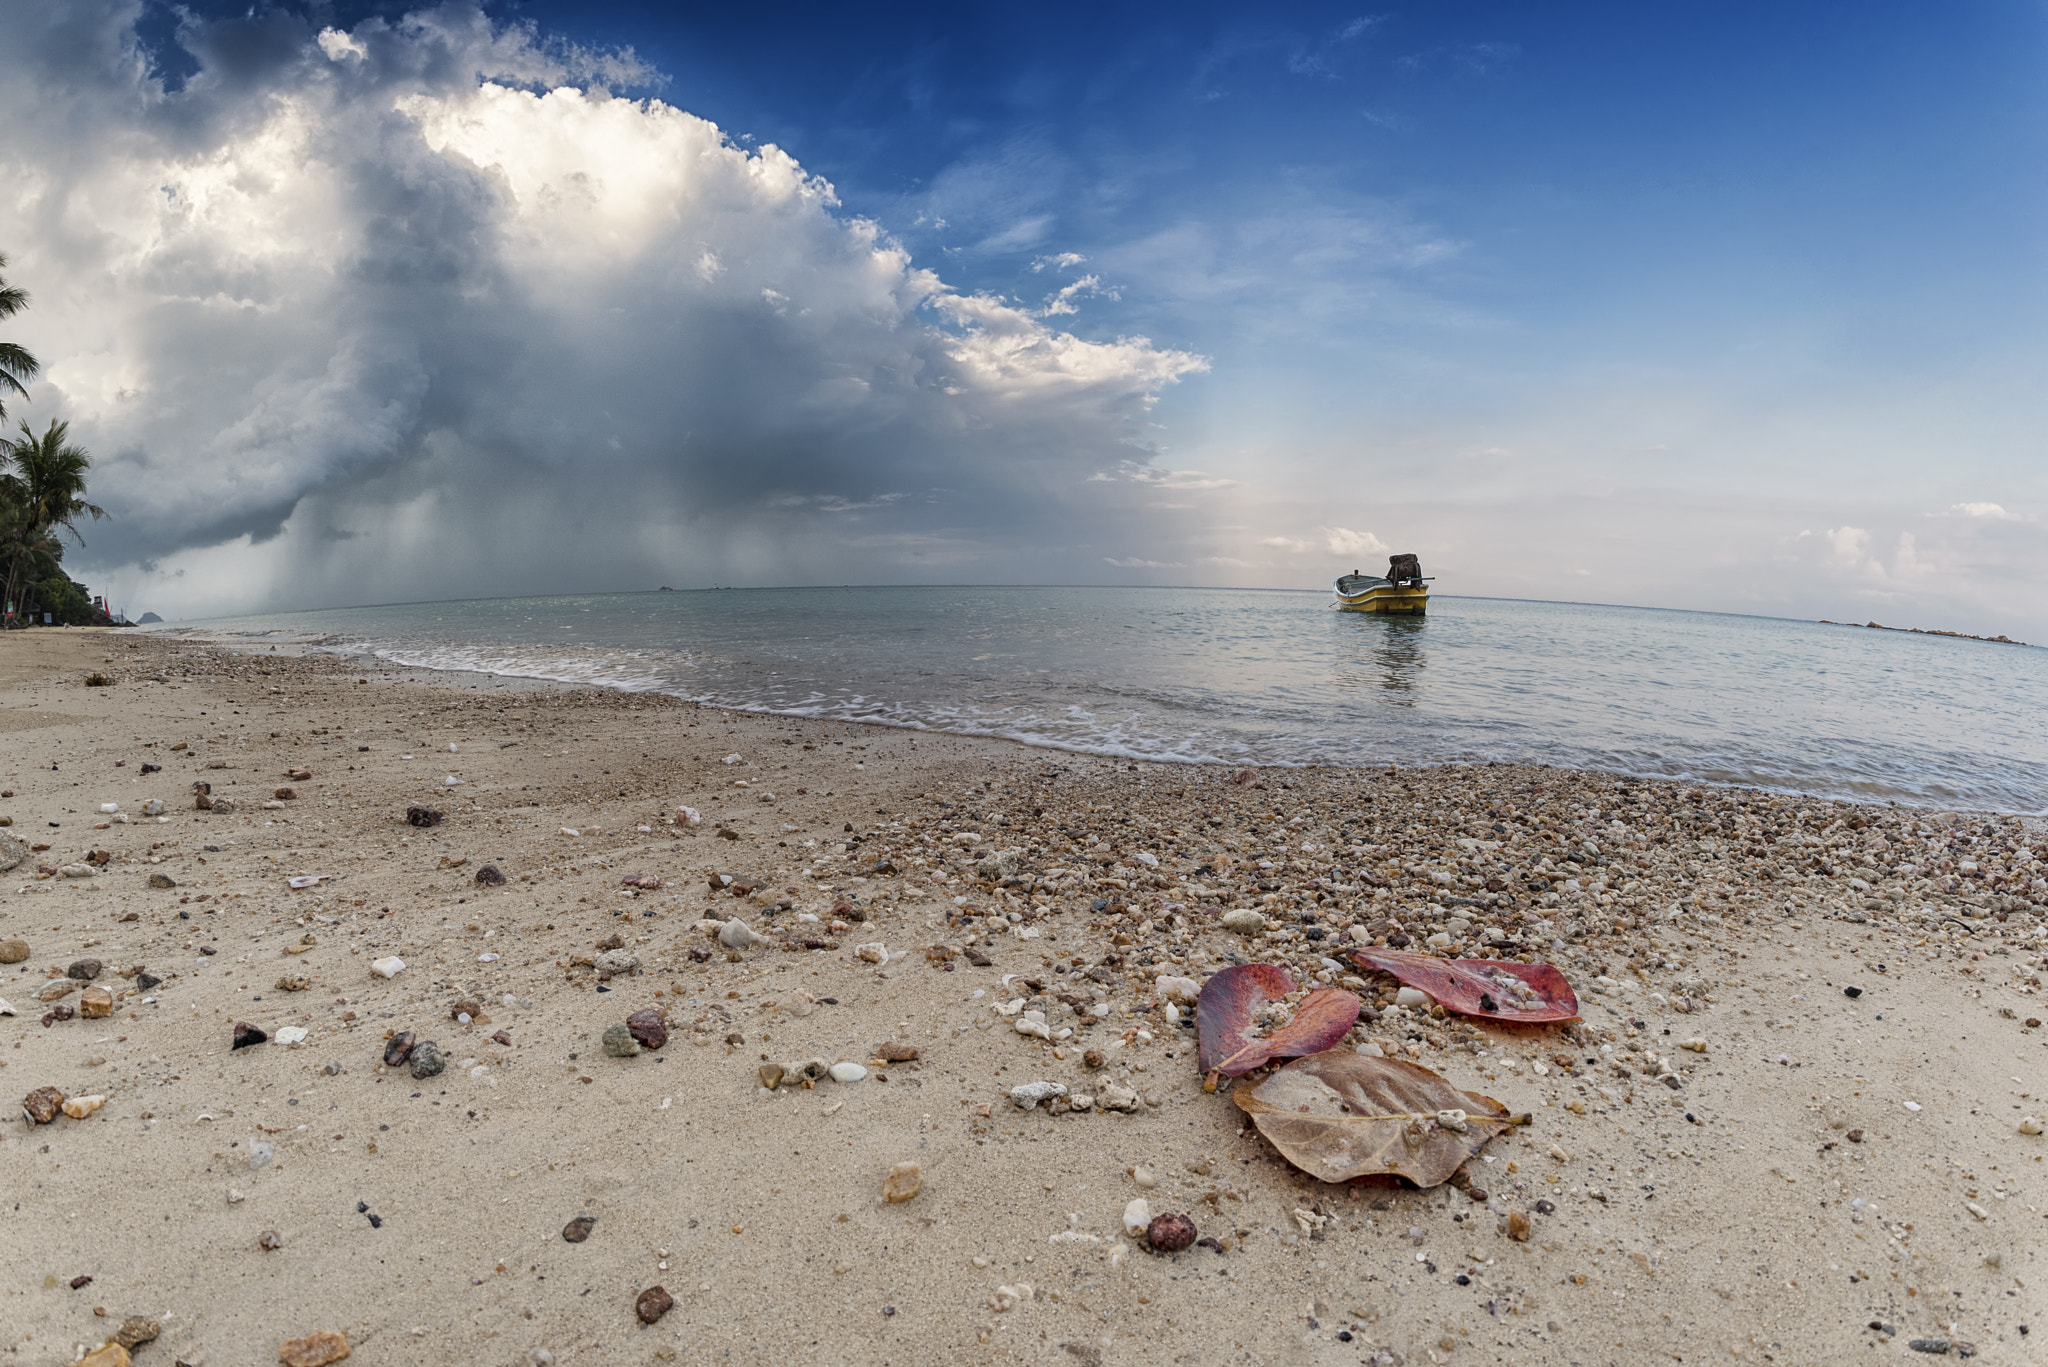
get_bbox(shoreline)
[2,629,2043,1365]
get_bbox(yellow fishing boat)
[1333,553,1430,615]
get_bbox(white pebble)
[1903,1101,1923,1113]
[855,941,888,964]
[1395,987,1433,1009]
[274,1026,308,1045]
[2020,1116,2044,1135]
[370,956,406,979]
[1122,1198,1152,1237]
[829,1062,867,1083]
[1010,1080,1068,1109]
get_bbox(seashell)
[61,1094,106,1119]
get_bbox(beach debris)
[1233,1051,1519,1187]
[1195,964,1360,1078]
[2020,1116,2044,1136]
[405,805,443,828]
[0,938,29,963]
[1346,948,1579,1023]
[409,1041,446,1078]
[675,805,703,827]
[877,1041,919,1062]
[1226,768,1265,788]
[276,1026,309,1045]
[1146,1213,1199,1252]
[274,787,297,800]
[38,979,76,1002]
[881,1161,923,1203]
[76,1345,128,1367]
[370,956,407,979]
[626,1008,668,1050]
[1010,1080,1068,1109]
[286,768,313,781]
[231,1021,268,1050]
[112,1317,161,1349]
[23,1086,66,1123]
[635,1285,674,1324]
[0,998,14,1016]
[562,1214,597,1243]
[191,781,212,810]
[594,949,640,976]
[140,798,164,816]
[1155,975,1200,1003]
[276,975,312,992]
[855,940,888,963]
[1122,1198,1152,1236]
[829,1061,867,1083]
[277,1329,351,1367]
[287,875,329,890]
[602,1024,641,1057]
[383,1032,416,1067]
[475,864,506,886]
[717,919,767,950]
[620,873,661,890]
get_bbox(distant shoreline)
[1819,618,2029,648]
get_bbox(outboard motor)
[1386,553,1423,585]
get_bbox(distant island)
[1821,618,2028,647]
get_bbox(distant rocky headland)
[1821,618,2029,647]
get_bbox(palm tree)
[1,418,104,625]
[0,252,38,425]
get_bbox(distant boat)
[1333,553,1430,615]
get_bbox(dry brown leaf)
[1233,1049,1515,1188]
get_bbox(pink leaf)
[1196,964,1362,1076]
[1346,948,1579,1023]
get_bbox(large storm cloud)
[0,2,1204,615]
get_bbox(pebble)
[1155,975,1199,1002]
[1506,1209,1532,1241]
[259,1229,284,1250]
[1132,1166,1158,1189]
[112,1317,160,1349]
[231,1021,268,1050]
[829,1061,867,1083]
[1146,1212,1198,1252]
[1010,1080,1068,1109]
[67,958,103,980]
[758,1063,786,1089]
[276,1026,309,1045]
[36,979,76,1002]
[146,872,176,888]
[855,941,888,963]
[1219,909,1267,935]
[0,939,28,964]
[409,1040,446,1078]
[61,1094,106,1119]
[593,949,640,976]
[1098,1083,1140,1112]
[635,1285,674,1324]
[878,1042,919,1062]
[383,1032,417,1067]
[717,920,766,950]
[0,998,13,1017]
[277,1330,351,1367]
[882,1161,923,1203]
[370,956,406,979]
[1395,987,1433,1009]
[276,975,312,992]
[23,1088,64,1124]
[79,985,114,1018]
[626,1009,669,1050]
[1123,1198,1152,1236]
[562,1215,597,1243]
[76,1346,128,1367]
[2019,1116,2043,1136]
[603,1024,642,1057]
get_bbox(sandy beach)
[1,629,2042,1367]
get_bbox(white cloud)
[1943,501,2026,521]
[1260,536,1312,553]
[1040,274,1119,317]
[1090,460,1234,490]
[1103,556,1181,569]
[0,3,1204,614]
[1030,252,1088,273]
[1323,526,1387,557]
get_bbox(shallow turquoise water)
[158,587,2048,812]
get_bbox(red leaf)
[1196,965,1362,1076]
[1346,949,1579,1023]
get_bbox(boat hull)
[1334,583,1428,615]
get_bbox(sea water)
[155,587,2048,813]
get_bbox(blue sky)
[4,1,2046,632]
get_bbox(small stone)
[1219,909,1266,935]
[2019,1116,2043,1136]
[79,985,114,1018]
[22,1086,65,1123]
[274,787,297,800]
[1506,1209,1532,1241]
[1395,987,1433,1009]
[475,864,506,887]
[276,975,312,992]
[277,1329,351,1367]
[1906,1340,1950,1356]
[717,920,765,950]
[829,1061,867,1083]
[134,972,161,992]
[1098,1083,1140,1113]
[1123,1198,1152,1236]
[1010,1081,1068,1109]
[113,1316,161,1349]
[593,949,640,976]
[147,873,176,889]
[882,1161,923,1203]
[878,1041,919,1062]
[1132,1166,1158,1189]
[635,1285,674,1324]
[383,1032,416,1067]
[323,1060,345,1076]
[562,1215,597,1243]
[626,1009,668,1051]
[0,939,29,964]
[855,941,888,963]
[758,1063,786,1089]
[61,1093,106,1119]
[1146,1212,1198,1252]
[602,1024,641,1057]
[232,1021,268,1050]
[275,1026,308,1046]
[67,958,104,980]
[409,1041,446,1078]
[77,1345,128,1367]
[36,979,76,1002]
[259,1229,284,1250]
[405,806,443,828]
[1082,1049,1106,1070]
[370,956,406,979]
[1846,1128,1864,1144]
